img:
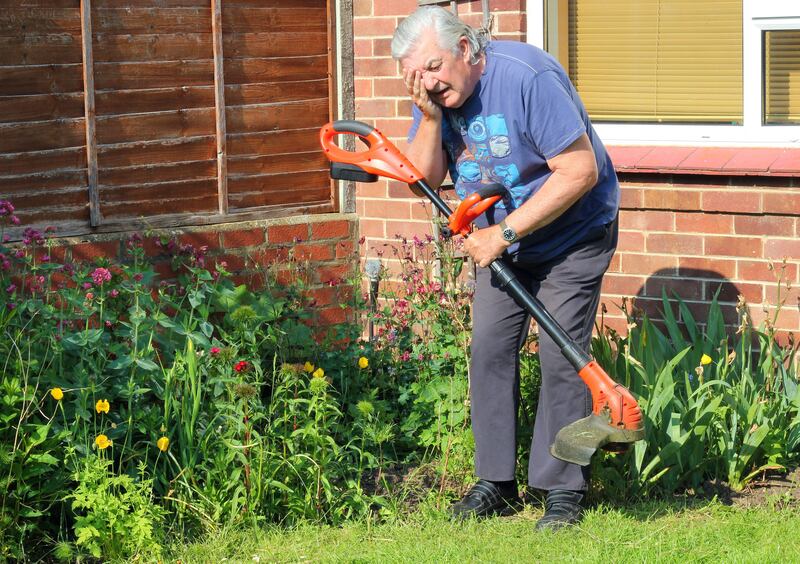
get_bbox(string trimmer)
[319,120,645,466]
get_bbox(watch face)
[502,227,516,242]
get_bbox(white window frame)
[526,0,800,147]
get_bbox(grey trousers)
[469,217,618,491]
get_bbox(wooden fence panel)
[0,0,334,231]
[0,2,90,226]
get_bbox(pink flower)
[85,292,94,300]
[109,289,119,298]
[82,282,92,290]
[91,267,112,286]
[401,351,411,362]
[234,360,249,372]
[210,347,221,355]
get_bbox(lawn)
[170,498,800,562]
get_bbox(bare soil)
[702,467,800,509]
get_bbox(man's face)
[401,27,476,109]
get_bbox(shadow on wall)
[631,268,747,335]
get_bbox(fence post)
[211,0,228,215]
[80,0,101,227]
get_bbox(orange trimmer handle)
[578,360,644,431]
[446,184,507,236]
[320,120,423,183]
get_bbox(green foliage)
[69,455,164,560]
[593,278,800,497]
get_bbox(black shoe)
[448,479,522,520]
[535,489,584,531]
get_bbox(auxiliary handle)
[319,120,423,183]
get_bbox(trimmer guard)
[551,414,646,467]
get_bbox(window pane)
[568,0,743,124]
[764,30,800,125]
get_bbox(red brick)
[762,190,800,215]
[675,213,733,235]
[373,118,413,138]
[222,228,265,249]
[722,148,783,173]
[685,301,740,325]
[712,281,764,305]
[619,253,679,275]
[374,0,416,16]
[316,263,351,285]
[646,232,703,255]
[336,240,356,259]
[608,146,653,169]
[353,0,372,16]
[737,259,799,284]
[311,220,351,240]
[679,147,738,171]
[607,254,621,273]
[768,149,800,174]
[764,238,800,260]
[253,247,290,267]
[317,305,349,325]
[636,146,695,169]
[387,180,420,198]
[179,231,219,250]
[374,77,408,97]
[619,209,674,231]
[71,241,119,262]
[306,286,338,308]
[643,188,700,211]
[363,199,411,219]
[267,224,308,244]
[355,78,373,98]
[702,191,762,214]
[355,57,399,78]
[734,215,795,237]
[644,276,704,301]
[293,243,334,262]
[617,231,645,252]
[353,18,398,37]
[679,256,737,280]
[410,200,435,220]
[354,38,372,57]
[384,220,432,239]
[619,186,644,208]
[397,99,413,117]
[355,98,396,117]
[705,235,763,258]
[356,181,387,198]
[601,273,647,296]
[497,12,526,32]
[373,38,392,56]
[359,218,386,238]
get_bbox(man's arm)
[462,133,599,267]
[403,69,448,191]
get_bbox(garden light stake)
[320,120,645,465]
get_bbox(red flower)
[210,347,221,355]
[234,360,249,372]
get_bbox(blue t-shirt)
[409,41,619,263]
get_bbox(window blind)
[764,29,800,125]
[567,0,743,123]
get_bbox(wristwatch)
[498,219,519,244]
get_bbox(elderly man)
[390,6,620,530]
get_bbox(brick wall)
[42,214,358,327]
[352,0,800,338]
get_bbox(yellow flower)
[312,367,325,379]
[50,387,64,401]
[157,436,170,452]
[358,357,369,369]
[303,361,315,373]
[95,399,110,414]
[700,354,712,366]
[95,434,112,450]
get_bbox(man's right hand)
[403,68,442,121]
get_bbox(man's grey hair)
[391,6,488,65]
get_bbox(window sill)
[606,146,800,177]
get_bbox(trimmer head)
[550,413,646,466]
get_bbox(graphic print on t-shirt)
[446,113,525,210]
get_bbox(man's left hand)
[462,225,510,268]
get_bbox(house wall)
[352,0,800,337]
